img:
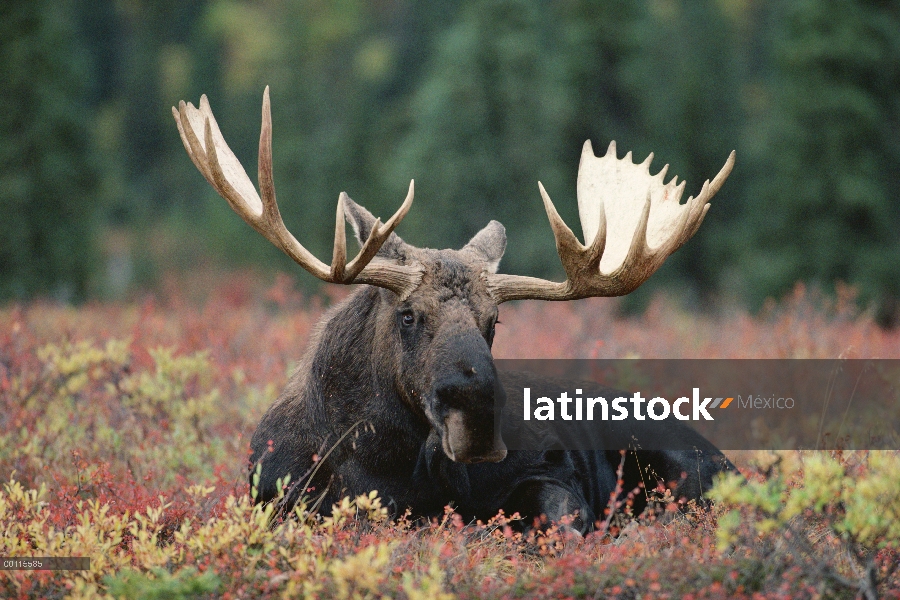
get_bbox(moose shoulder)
[173,88,737,532]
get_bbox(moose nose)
[434,371,494,407]
[431,327,506,463]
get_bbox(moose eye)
[400,312,415,328]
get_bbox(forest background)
[2,0,899,322]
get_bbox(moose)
[173,88,737,532]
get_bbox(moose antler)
[172,87,423,298]
[485,141,735,303]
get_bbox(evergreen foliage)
[0,0,898,318]
[740,0,900,319]
[0,0,99,300]
[389,0,574,279]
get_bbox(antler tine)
[173,88,423,297]
[677,151,734,244]
[618,192,654,273]
[537,182,585,279]
[708,150,736,198]
[345,180,415,281]
[173,102,211,185]
[332,192,348,281]
[203,100,332,280]
[250,87,331,278]
[485,146,735,304]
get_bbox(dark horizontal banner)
[493,360,900,451]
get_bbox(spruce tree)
[387,0,575,279]
[0,0,99,300]
[741,0,900,320]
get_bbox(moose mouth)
[440,409,507,464]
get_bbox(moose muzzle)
[432,343,507,463]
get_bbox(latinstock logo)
[520,388,789,422]
[498,359,895,452]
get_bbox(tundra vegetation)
[1,279,899,599]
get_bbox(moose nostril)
[455,361,477,377]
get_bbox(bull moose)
[173,87,737,532]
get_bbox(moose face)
[352,202,510,464]
[393,255,507,464]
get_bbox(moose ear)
[462,220,506,274]
[343,195,408,260]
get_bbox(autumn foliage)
[1,273,898,599]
